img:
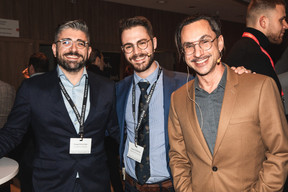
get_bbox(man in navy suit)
[116,16,189,192]
[0,20,119,192]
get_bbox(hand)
[231,66,255,75]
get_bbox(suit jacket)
[116,68,188,175]
[169,66,288,192]
[0,70,119,192]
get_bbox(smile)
[195,57,209,64]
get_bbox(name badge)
[69,138,92,154]
[127,141,144,163]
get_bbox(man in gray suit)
[0,80,15,128]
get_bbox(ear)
[259,15,268,29]
[52,43,57,57]
[217,35,224,53]
[88,46,92,58]
[152,37,157,51]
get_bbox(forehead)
[121,26,150,44]
[273,4,286,17]
[181,19,215,43]
[57,28,87,41]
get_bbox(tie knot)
[138,81,150,93]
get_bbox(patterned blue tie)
[136,81,150,185]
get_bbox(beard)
[129,52,154,73]
[56,51,87,72]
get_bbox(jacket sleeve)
[251,77,288,191]
[168,91,193,192]
[0,80,31,157]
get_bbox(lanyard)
[242,32,284,96]
[59,77,89,140]
[132,68,162,145]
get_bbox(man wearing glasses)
[0,20,119,192]
[116,16,188,192]
[168,15,288,191]
[116,16,249,192]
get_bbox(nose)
[283,19,288,30]
[132,45,142,55]
[69,41,78,51]
[194,44,203,58]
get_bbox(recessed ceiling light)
[157,0,167,4]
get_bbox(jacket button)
[212,166,218,172]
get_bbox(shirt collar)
[134,61,160,84]
[195,64,227,91]
[57,65,88,85]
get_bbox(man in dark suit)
[116,16,190,192]
[0,20,119,192]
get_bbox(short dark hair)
[88,48,102,65]
[29,52,49,73]
[54,19,90,43]
[247,0,286,24]
[118,16,154,45]
[175,15,221,61]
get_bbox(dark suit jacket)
[0,69,119,192]
[116,68,190,175]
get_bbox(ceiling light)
[157,0,167,4]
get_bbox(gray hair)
[54,20,90,43]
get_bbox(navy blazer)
[0,70,119,192]
[116,68,190,175]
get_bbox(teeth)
[135,56,146,61]
[67,55,79,59]
[196,58,208,64]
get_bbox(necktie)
[136,81,150,185]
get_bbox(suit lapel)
[213,67,238,156]
[186,81,213,160]
[48,70,76,134]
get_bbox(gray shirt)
[195,66,227,154]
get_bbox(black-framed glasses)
[55,39,89,49]
[121,39,151,54]
[182,37,217,55]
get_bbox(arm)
[105,83,120,143]
[168,92,193,192]
[251,77,288,191]
[0,80,31,157]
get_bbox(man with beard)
[169,15,288,192]
[225,0,288,97]
[116,16,250,192]
[0,20,119,192]
[116,16,188,192]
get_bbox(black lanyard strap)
[132,67,162,145]
[59,77,88,140]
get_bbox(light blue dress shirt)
[57,65,90,134]
[124,62,170,183]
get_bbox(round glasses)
[55,39,89,49]
[121,39,151,54]
[182,37,217,55]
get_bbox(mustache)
[191,55,210,63]
[129,53,150,61]
[64,51,83,58]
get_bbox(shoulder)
[0,81,15,92]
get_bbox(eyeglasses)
[182,37,217,55]
[55,39,89,49]
[121,39,151,54]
